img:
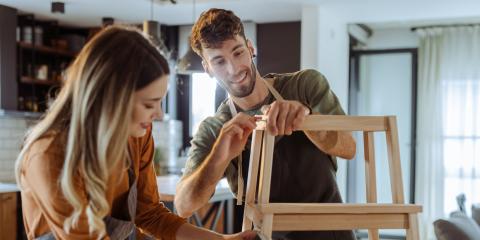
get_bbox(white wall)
[300,6,319,70]
[366,28,419,49]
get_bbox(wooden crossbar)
[256,203,422,214]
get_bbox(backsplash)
[0,117,183,182]
[151,120,184,175]
[0,116,35,182]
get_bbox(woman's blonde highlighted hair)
[15,25,170,237]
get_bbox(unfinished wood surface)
[272,213,409,231]
[242,130,264,231]
[364,132,379,240]
[257,132,275,237]
[258,133,274,205]
[0,192,17,240]
[243,115,422,239]
[364,132,378,203]
[368,229,380,240]
[261,214,274,239]
[244,204,263,229]
[255,115,390,131]
[385,116,405,204]
[406,213,420,240]
[257,203,422,214]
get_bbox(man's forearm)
[175,148,230,217]
[305,130,356,159]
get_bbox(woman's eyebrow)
[143,97,162,102]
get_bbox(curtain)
[416,26,480,239]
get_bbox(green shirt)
[183,69,346,197]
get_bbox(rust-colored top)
[19,127,186,239]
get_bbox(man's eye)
[234,50,244,56]
[215,60,225,65]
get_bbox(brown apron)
[228,78,356,240]
[36,161,138,240]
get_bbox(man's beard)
[224,64,256,98]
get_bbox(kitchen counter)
[0,183,19,193]
[157,175,234,233]
[157,174,233,202]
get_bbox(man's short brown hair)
[190,8,246,56]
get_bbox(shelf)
[20,76,60,86]
[17,41,77,57]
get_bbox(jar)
[22,26,32,44]
[34,26,43,46]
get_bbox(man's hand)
[262,100,310,136]
[211,113,256,163]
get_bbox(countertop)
[0,183,20,193]
[157,175,233,202]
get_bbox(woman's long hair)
[15,26,170,237]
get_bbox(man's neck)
[230,72,269,111]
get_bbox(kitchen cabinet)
[0,5,18,111]
[0,192,17,240]
[16,14,90,112]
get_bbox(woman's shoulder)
[22,131,66,174]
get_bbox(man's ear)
[202,60,214,78]
[246,39,256,58]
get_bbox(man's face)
[201,35,256,98]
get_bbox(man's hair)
[190,8,246,56]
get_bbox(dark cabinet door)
[0,5,18,111]
[0,192,17,240]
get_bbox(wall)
[366,28,419,49]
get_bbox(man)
[175,8,356,239]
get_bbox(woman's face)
[130,75,168,137]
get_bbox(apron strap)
[261,78,284,101]
[227,99,245,205]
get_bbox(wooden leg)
[242,206,253,231]
[242,130,264,231]
[364,132,378,203]
[406,213,420,240]
[257,133,274,240]
[368,229,379,240]
[260,214,273,240]
[385,116,405,204]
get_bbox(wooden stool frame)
[241,115,422,240]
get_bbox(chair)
[241,115,422,240]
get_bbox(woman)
[15,26,256,240]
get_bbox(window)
[443,80,480,216]
[190,73,218,135]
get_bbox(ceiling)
[1,0,480,29]
[0,0,307,27]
